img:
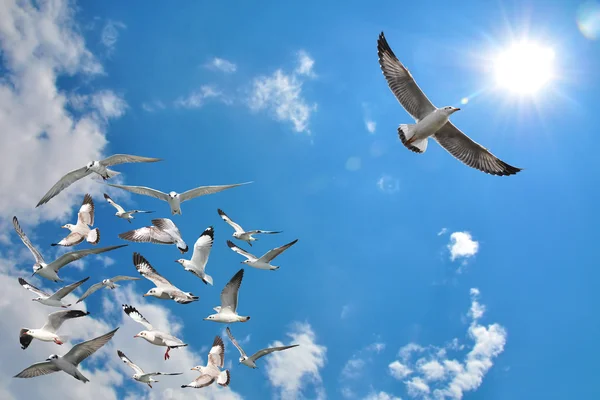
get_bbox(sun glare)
[493,42,555,95]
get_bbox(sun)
[493,41,556,95]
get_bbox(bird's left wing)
[179,182,253,202]
[100,154,163,166]
[64,327,119,366]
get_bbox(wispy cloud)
[174,85,231,108]
[363,391,403,400]
[447,231,479,262]
[365,119,377,133]
[388,289,507,399]
[437,228,448,236]
[205,57,237,73]
[341,304,352,319]
[141,100,166,113]
[377,175,400,194]
[341,341,389,396]
[264,322,327,400]
[248,51,317,134]
[100,20,126,55]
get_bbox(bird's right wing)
[111,275,141,282]
[36,166,91,207]
[77,194,95,226]
[258,239,298,263]
[103,193,125,213]
[117,350,145,375]
[187,374,215,388]
[251,344,299,362]
[220,269,244,312]
[179,182,253,203]
[217,209,244,233]
[76,282,104,303]
[133,252,173,288]
[50,245,128,272]
[377,32,436,122]
[100,154,163,166]
[13,217,45,264]
[118,226,174,245]
[13,361,60,378]
[64,327,119,366]
[208,335,225,368]
[226,327,247,358]
[226,240,255,261]
[53,232,85,247]
[42,310,90,333]
[107,184,169,201]
[122,304,153,330]
[49,276,90,300]
[190,227,214,270]
[18,277,50,298]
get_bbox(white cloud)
[248,51,317,134]
[100,20,126,54]
[264,322,327,400]
[363,392,403,400]
[205,57,237,74]
[388,289,507,399]
[447,232,479,262]
[365,120,376,133]
[341,358,365,379]
[295,50,316,77]
[174,85,230,109]
[437,228,448,236]
[141,100,166,113]
[367,342,386,354]
[90,90,128,120]
[341,304,351,319]
[377,175,400,194]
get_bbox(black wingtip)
[103,193,111,200]
[51,243,58,247]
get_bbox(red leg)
[54,338,63,345]
[164,347,171,360]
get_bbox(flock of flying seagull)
[8,31,522,394]
[12,154,300,389]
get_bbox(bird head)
[239,356,247,364]
[143,289,158,297]
[175,259,184,265]
[191,366,202,372]
[233,232,241,238]
[442,106,460,115]
[31,265,42,276]
[168,191,178,198]
[102,279,110,285]
[61,224,73,230]
[241,260,250,265]
[133,331,147,339]
[203,315,216,321]
[46,354,59,361]
[85,161,95,171]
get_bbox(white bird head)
[441,106,460,115]
[233,232,241,238]
[191,366,203,372]
[241,260,251,265]
[102,279,110,285]
[168,191,178,198]
[31,265,43,276]
[61,224,74,230]
[143,288,160,297]
[239,356,247,364]
[133,331,149,339]
[32,297,42,303]
[203,314,217,321]
[174,259,184,265]
[46,354,59,361]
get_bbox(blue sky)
[0,0,599,399]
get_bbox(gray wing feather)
[18,277,50,298]
[64,327,119,366]
[107,184,169,201]
[13,217,45,264]
[221,269,244,312]
[36,166,91,207]
[42,310,90,333]
[259,239,298,263]
[50,245,128,271]
[49,276,90,300]
[100,154,163,166]
[14,361,59,378]
[118,226,174,245]
[179,182,252,202]
[76,282,105,303]
[251,344,299,362]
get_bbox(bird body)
[19,277,89,307]
[175,226,214,285]
[104,193,153,223]
[19,310,90,349]
[217,209,281,247]
[76,276,140,304]
[133,253,198,304]
[226,327,298,369]
[119,218,188,253]
[117,350,182,388]
[204,269,250,323]
[227,239,298,271]
[53,194,99,247]
[182,336,230,389]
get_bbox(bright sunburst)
[493,42,556,95]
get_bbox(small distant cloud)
[295,50,316,77]
[365,119,376,134]
[341,358,365,379]
[437,228,448,236]
[91,90,128,120]
[205,57,237,74]
[447,231,479,262]
[141,100,166,113]
[377,175,400,194]
[100,20,126,54]
[389,360,412,379]
[345,157,361,171]
[174,85,231,108]
[341,304,351,319]
[363,391,402,400]
[407,377,431,397]
[367,342,386,354]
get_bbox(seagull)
[13,215,128,282]
[123,304,188,360]
[117,350,182,388]
[52,194,100,247]
[134,253,199,304]
[175,226,214,285]
[118,218,188,253]
[104,193,153,223]
[107,181,253,215]
[14,327,118,383]
[19,310,90,350]
[217,208,281,247]
[181,335,230,389]
[76,276,141,304]
[19,276,90,307]
[226,327,299,369]
[36,154,163,207]
[204,269,249,324]
[377,32,521,176]
[226,239,298,270]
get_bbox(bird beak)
[455,107,461,111]
[142,294,148,297]
[240,261,244,264]
[133,334,139,338]
[203,318,208,321]
[174,260,179,263]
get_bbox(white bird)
[123,304,188,360]
[117,349,182,388]
[52,194,100,247]
[377,32,521,176]
[76,276,141,304]
[217,208,282,247]
[118,218,188,253]
[226,327,299,369]
[181,335,230,389]
[14,327,118,383]
[107,181,253,215]
[175,226,214,285]
[36,154,163,207]
[104,193,153,223]
[19,276,89,308]
[226,239,298,270]
[19,310,90,350]
[204,269,249,324]
[13,215,128,282]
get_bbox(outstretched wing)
[49,276,90,300]
[14,361,59,378]
[13,217,45,264]
[247,230,282,235]
[76,282,105,303]
[52,231,85,247]
[64,327,119,366]
[179,182,253,203]
[220,269,244,312]
[118,226,174,245]
[133,252,173,288]
[103,193,125,213]
[226,327,247,358]
[208,335,225,368]
[100,154,163,166]
[117,350,144,375]
[226,240,256,261]
[217,209,244,233]
[42,310,90,333]
[190,227,214,271]
[50,245,128,272]
[107,184,169,201]
[111,275,141,283]
[187,374,215,388]
[122,304,153,330]
[18,277,50,298]
[250,344,299,362]
[258,239,298,263]
[35,166,91,207]
[77,194,95,226]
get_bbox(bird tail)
[105,169,120,179]
[217,370,230,387]
[187,293,199,301]
[398,124,427,153]
[110,283,121,288]
[202,274,213,286]
[76,369,90,383]
[87,228,100,245]
[240,316,250,322]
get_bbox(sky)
[0,0,599,399]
